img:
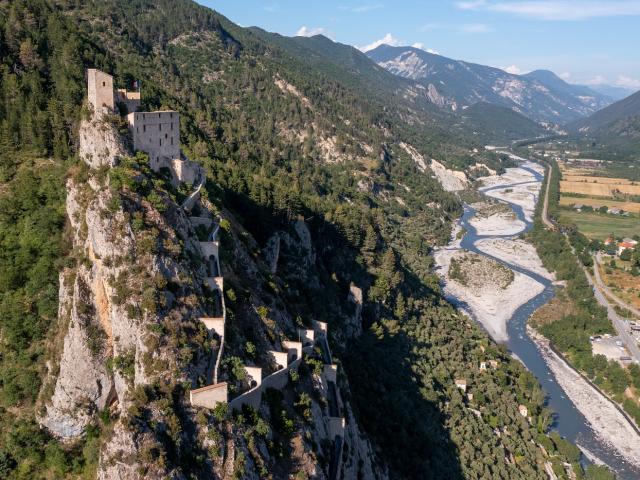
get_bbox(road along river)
[434,159,640,479]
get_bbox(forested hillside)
[0,0,593,478]
[568,90,640,163]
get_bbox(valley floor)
[434,161,549,342]
[433,159,640,473]
[529,327,640,467]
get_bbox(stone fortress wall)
[86,68,199,185]
[187,210,346,478]
[115,88,141,114]
[85,67,346,479]
[127,111,180,171]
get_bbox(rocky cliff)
[37,110,385,479]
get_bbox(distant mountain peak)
[366,45,612,124]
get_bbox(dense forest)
[0,0,619,479]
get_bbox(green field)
[558,208,640,240]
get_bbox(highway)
[540,163,555,230]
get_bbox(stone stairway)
[184,190,345,480]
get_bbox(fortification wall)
[198,241,219,261]
[323,364,338,384]
[127,111,180,170]
[261,366,289,391]
[283,340,302,362]
[269,350,289,369]
[115,89,140,114]
[189,216,213,229]
[171,159,199,184]
[199,317,224,338]
[244,366,262,387]
[299,329,315,347]
[328,417,346,439]
[204,276,223,292]
[190,383,228,409]
[229,384,262,411]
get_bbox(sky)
[198,0,640,89]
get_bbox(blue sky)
[198,1,640,89]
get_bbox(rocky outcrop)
[430,159,469,192]
[399,142,428,172]
[79,115,128,168]
[263,233,281,274]
[39,180,137,439]
[39,265,113,438]
[42,86,385,478]
[345,284,363,338]
[341,401,388,479]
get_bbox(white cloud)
[559,72,571,80]
[584,75,608,85]
[616,75,640,89]
[295,26,329,37]
[358,33,401,52]
[502,65,523,74]
[456,1,640,21]
[459,23,492,33]
[411,43,440,54]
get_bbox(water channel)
[453,162,640,479]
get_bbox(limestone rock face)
[263,233,281,274]
[430,159,469,192]
[39,266,113,439]
[39,180,142,437]
[342,401,388,480]
[79,115,128,168]
[345,284,363,338]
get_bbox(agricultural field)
[559,196,640,214]
[559,180,640,197]
[557,160,640,239]
[563,175,637,185]
[558,209,640,240]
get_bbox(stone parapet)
[198,317,225,338]
[244,366,262,387]
[268,350,289,369]
[190,383,228,408]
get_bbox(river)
[452,161,640,479]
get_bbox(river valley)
[434,157,640,479]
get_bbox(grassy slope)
[558,210,640,240]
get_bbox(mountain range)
[570,89,640,134]
[568,89,640,162]
[366,44,614,125]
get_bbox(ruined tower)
[87,68,115,112]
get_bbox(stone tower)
[87,68,114,113]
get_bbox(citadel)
[82,69,347,479]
